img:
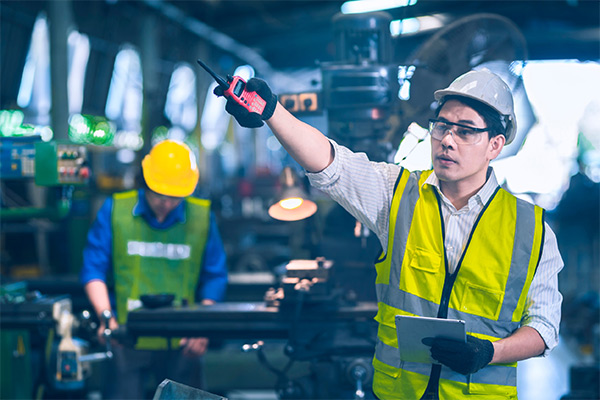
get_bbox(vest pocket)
[372,361,403,400]
[409,247,440,273]
[459,282,503,319]
[402,247,443,301]
[468,377,516,398]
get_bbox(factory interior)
[1,0,599,399]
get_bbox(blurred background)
[1,1,599,399]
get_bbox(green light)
[68,114,115,146]
[68,114,92,142]
[15,124,36,136]
[0,109,24,131]
[0,110,25,136]
[0,109,53,139]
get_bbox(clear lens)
[429,120,485,145]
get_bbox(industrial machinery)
[126,301,377,399]
[126,258,378,399]
[280,12,399,163]
[278,12,534,165]
[270,258,339,307]
[33,140,90,187]
[2,256,377,399]
[1,134,92,278]
[0,136,90,186]
[320,11,400,162]
[55,309,115,386]
[0,282,115,398]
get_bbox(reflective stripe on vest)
[372,169,544,399]
[112,191,211,349]
[375,338,516,386]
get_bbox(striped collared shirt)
[424,168,499,274]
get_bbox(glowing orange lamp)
[268,167,317,221]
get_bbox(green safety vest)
[372,169,544,399]
[112,190,211,350]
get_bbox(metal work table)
[126,301,378,341]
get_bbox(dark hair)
[435,95,506,140]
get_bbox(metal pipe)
[0,205,69,221]
[78,351,113,363]
[141,0,273,76]
[0,194,71,221]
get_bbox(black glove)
[422,335,494,375]
[214,78,277,128]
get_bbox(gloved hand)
[422,335,494,375]
[214,78,278,128]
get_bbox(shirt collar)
[423,167,499,210]
[133,188,186,225]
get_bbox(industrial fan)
[394,13,536,161]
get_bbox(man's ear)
[488,134,505,160]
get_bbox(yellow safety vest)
[112,190,210,350]
[373,169,544,399]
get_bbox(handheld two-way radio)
[197,60,267,114]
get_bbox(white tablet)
[395,315,466,364]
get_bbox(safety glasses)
[429,119,489,145]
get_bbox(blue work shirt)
[79,189,228,303]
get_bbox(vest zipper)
[421,191,462,400]
[420,187,500,399]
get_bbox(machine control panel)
[35,141,90,186]
[0,136,38,179]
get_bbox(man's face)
[431,99,505,192]
[145,189,183,222]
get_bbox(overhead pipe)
[142,0,274,76]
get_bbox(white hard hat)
[434,69,517,144]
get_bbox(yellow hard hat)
[142,140,199,197]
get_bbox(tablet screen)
[395,315,466,364]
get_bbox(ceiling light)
[390,15,447,36]
[341,0,417,15]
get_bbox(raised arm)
[266,102,333,173]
